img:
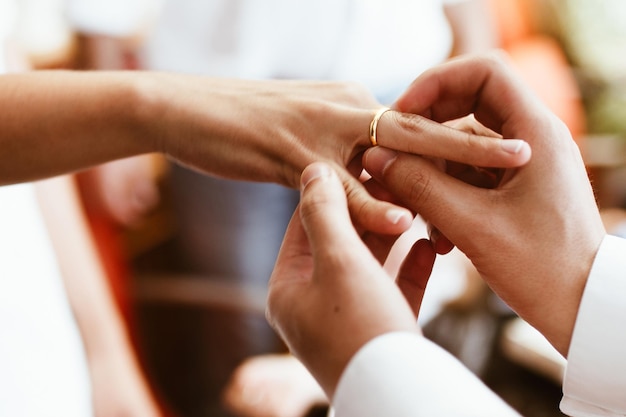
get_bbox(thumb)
[363,147,491,250]
[299,163,366,267]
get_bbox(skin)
[266,162,435,399]
[267,54,607,402]
[364,53,606,356]
[36,176,161,417]
[71,10,499,417]
[0,70,528,235]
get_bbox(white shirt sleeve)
[561,235,626,417]
[333,332,520,417]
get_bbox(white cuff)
[334,332,519,417]
[561,235,626,416]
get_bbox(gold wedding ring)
[369,107,391,147]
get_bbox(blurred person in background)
[65,1,498,416]
[1,2,165,416]
[0,2,94,416]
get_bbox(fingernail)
[501,139,525,154]
[301,163,332,191]
[385,208,409,225]
[364,147,398,176]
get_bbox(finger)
[358,178,414,264]
[361,231,402,266]
[267,205,314,310]
[375,110,531,168]
[363,147,491,250]
[336,166,413,235]
[443,115,502,138]
[394,53,554,141]
[266,205,313,335]
[396,239,436,317]
[446,162,504,189]
[427,224,455,255]
[347,150,366,179]
[362,175,410,209]
[299,163,379,270]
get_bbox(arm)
[266,162,521,415]
[36,175,162,417]
[0,70,529,235]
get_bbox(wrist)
[527,235,604,357]
[122,72,168,155]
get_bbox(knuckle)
[340,176,379,230]
[461,129,487,154]
[394,112,427,134]
[391,113,431,152]
[482,50,511,69]
[343,178,364,209]
[404,168,433,209]
[550,115,573,140]
[300,188,331,221]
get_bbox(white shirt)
[333,234,626,416]
[561,235,626,416]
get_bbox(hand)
[363,53,606,356]
[143,74,531,235]
[223,354,327,417]
[266,162,437,399]
[1,71,528,236]
[427,115,506,253]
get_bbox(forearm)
[0,70,356,189]
[0,71,152,184]
[35,175,132,357]
[37,175,162,416]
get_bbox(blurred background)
[1,1,626,417]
